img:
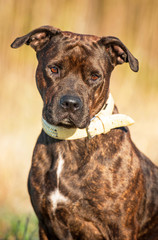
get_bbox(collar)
[42,93,134,140]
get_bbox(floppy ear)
[99,36,139,72]
[11,25,61,51]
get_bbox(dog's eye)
[50,66,58,74]
[91,74,100,81]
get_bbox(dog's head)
[11,25,139,129]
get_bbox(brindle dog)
[11,26,158,240]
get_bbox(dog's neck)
[42,93,134,140]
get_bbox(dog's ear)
[11,25,61,52]
[99,36,139,72]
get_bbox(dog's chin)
[59,118,89,129]
[59,119,76,128]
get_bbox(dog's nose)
[60,95,82,112]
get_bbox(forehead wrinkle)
[65,41,99,54]
[64,42,83,53]
[64,42,101,65]
[63,45,105,74]
[64,45,86,66]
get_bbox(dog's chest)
[43,149,109,239]
[45,148,105,218]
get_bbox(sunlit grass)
[0,211,38,240]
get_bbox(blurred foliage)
[0,210,38,240]
[0,0,158,238]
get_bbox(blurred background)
[0,0,158,238]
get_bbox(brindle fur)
[11,26,158,240]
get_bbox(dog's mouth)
[58,118,77,128]
[43,110,90,129]
[58,114,90,129]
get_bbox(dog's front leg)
[39,224,49,240]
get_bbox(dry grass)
[0,0,158,236]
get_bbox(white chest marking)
[50,188,69,212]
[56,153,64,186]
[50,153,69,212]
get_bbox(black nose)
[60,95,82,112]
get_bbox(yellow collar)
[42,94,134,140]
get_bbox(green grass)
[0,211,38,240]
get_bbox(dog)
[11,26,158,240]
